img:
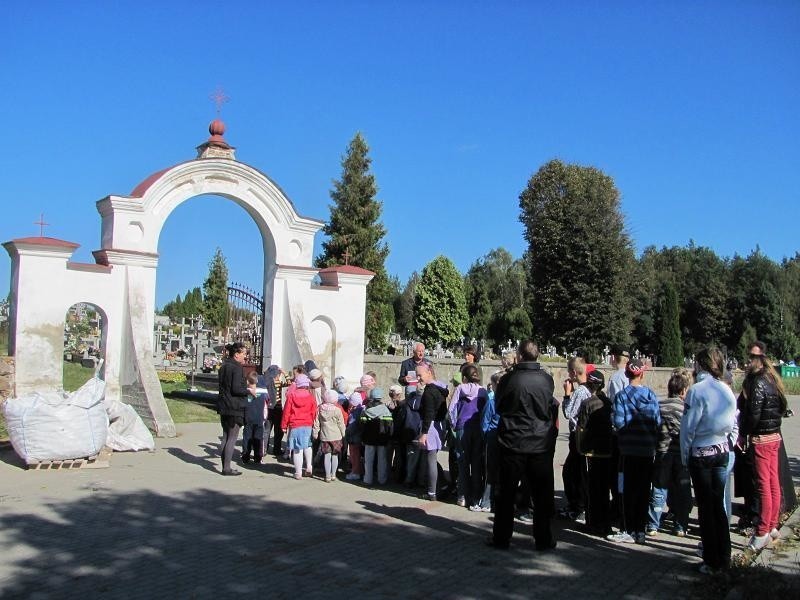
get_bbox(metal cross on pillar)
[34,213,50,237]
[210,87,230,115]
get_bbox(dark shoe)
[222,469,242,476]
[242,454,251,464]
[535,540,557,551]
[485,535,510,550]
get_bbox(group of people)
[215,338,794,575]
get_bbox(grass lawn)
[63,361,96,391]
[165,397,218,423]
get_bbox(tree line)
[163,135,797,366]
[320,140,797,364]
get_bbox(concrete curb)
[724,497,800,600]
[756,498,800,575]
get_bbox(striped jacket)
[613,384,661,457]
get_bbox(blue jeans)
[648,486,669,531]
[723,450,735,523]
[647,451,692,532]
[689,452,732,569]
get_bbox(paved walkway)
[1,398,798,600]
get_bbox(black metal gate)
[227,283,264,371]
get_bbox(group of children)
[234,359,500,505]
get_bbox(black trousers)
[493,448,555,548]
[621,455,654,534]
[268,405,284,456]
[562,431,588,512]
[587,455,615,534]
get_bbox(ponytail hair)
[225,341,246,358]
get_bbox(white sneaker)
[747,533,771,551]
[345,473,361,481]
[769,528,781,540]
[468,504,482,512]
[607,531,635,543]
[457,497,466,507]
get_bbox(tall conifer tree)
[658,280,683,367]
[203,247,229,330]
[316,133,393,350]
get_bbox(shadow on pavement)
[0,486,704,600]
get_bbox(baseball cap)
[625,359,647,378]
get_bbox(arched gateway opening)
[4,121,374,436]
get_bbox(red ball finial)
[209,119,225,137]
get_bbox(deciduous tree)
[413,256,468,347]
[519,159,634,357]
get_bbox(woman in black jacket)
[217,342,254,476]
[416,364,449,501]
[738,354,787,550]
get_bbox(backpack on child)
[400,393,423,442]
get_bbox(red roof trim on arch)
[9,236,80,248]
[129,161,192,197]
[318,265,375,276]
[126,158,323,225]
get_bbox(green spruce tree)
[316,132,393,350]
[413,256,468,347]
[203,248,229,331]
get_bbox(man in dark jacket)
[488,339,557,550]
[398,342,433,386]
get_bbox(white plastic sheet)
[104,396,155,452]
[3,376,108,463]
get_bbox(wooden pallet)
[27,447,112,471]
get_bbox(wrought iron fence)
[227,283,264,371]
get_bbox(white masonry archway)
[4,123,373,436]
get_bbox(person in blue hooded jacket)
[607,358,661,545]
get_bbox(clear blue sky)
[2,1,798,308]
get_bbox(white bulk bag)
[3,375,108,463]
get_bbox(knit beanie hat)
[323,389,339,404]
[360,374,375,388]
[333,375,347,393]
[294,374,311,388]
[348,391,363,408]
